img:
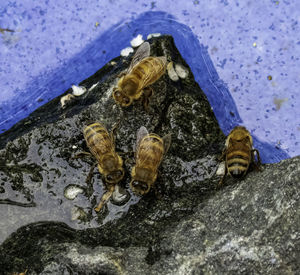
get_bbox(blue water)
[1,2,298,162]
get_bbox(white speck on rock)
[167,61,179,82]
[60,93,75,108]
[71,207,81,221]
[216,162,226,176]
[64,185,84,200]
[112,185,128,203]
[121,47,134,57]
[130,34,144,47]
[147,33,161,39]
[72,85,87,96]
[88,83,98,92]
[175,64,189,79]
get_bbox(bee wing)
[137,132,168,168]
[83,122,114,157]
[139,56,168,88]
[162,133,172,155]
[156,56,167,65]
[134,126,149,153]
[128,42,150,73]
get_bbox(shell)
[216,162,226,176]
[60,93,75,108]
[167,61,179,82]
[120,47,134,57]
[175,64,189,79]
[147,33,161,39]
[64,185,84,200]
[72,85,87,96]
[130,34,144,47]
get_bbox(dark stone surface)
[0,36,299,274]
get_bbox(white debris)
[71,207,81,221]
[71,207,86,221]
[216,161,226,176]
[72,145,77,149]
[175,64,189,79]
[120,47,134,57]
[60,93,75,108]
[147,33,161,40]
[72,85,87,96]
[101,85,115,104]
[167,61,179,82]
[88,82,98,92]
[130,34,144,47]
[112,185,128,203]
[64,185,84,200]
[110,61,117,65]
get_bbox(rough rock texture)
[0,36,299,274]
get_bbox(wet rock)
[8,156,298,275]
[0,36,298,274]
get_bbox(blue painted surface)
[0,1,299,162]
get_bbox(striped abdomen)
[131,56,167,90]
[226,145,251,178]
[83,123,114,162]
[136,134,164,172]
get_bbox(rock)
[0,36,298,274]
[152,156,300,274]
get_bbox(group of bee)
[75,41,262,212]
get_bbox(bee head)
[105,169,124,184]
[112,88,132,107]
[226,126,253,147]
[130,179,150,195]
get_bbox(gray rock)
[152,156,300,274]
[0,36,299,274]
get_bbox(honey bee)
[219,126,261,185]
[0,27,14,34]
[130,126,171,195]
[83,122,124,211]
[10,270,27,275]
[112,41,167,109]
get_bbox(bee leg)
[0,28,15,34]
[85,162,97,185]
[251,149,262,171]
[119,151,134,166]
[110,118,123,143]
[119,151,134,158]
[253,149,262,165]
[112,87,117,95]
[141,87,154,112]
[94,185,115,212]
[218,165,227,186]
[72,151,92,159]
[154,172,164,199]
[124,154,135,167]
[154,185,163,200]
[218,149,226,161]
[117,71,127,78]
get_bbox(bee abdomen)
[137,137,164,168]
[133,57,166,84]
[227,155,249,177]
[84,123,107,141]
[83,123,112,156]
